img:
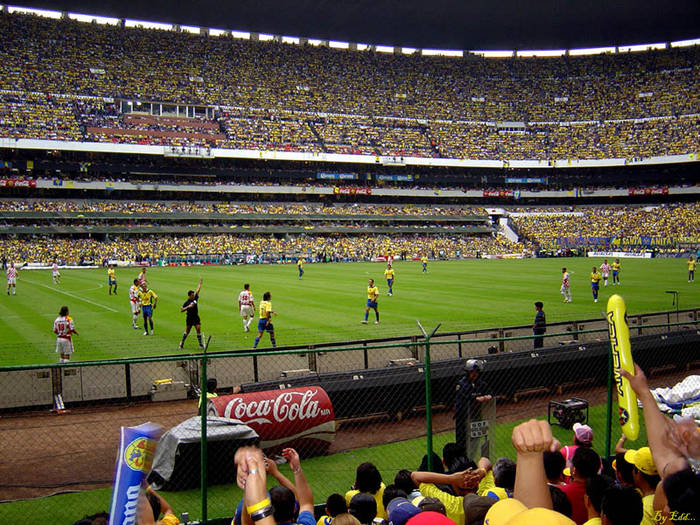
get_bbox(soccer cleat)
[199,346,205,350]
[361,320,368,324]
[375,320,379,324]
[244,326,249,332]
[594,299,598,303]
[143,331,148,336]
[178,343,183,350]
[150,330,154,335]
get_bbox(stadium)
[0,1,698,523]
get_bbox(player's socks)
[180,333,187,347]
[253,337,260,348]
[270,336,276,347]
[364,312,369,322]
[197,334,203,348]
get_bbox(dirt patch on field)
[0,369,693,502]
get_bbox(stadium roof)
[11,0,700,51]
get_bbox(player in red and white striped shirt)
[52,261,61,284]
[6,262,17,295]
[53,306,78,363]
[238,283,255,332]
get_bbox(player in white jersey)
[53,305,78,363]
[560,267,572,303]
[600,260,611,287]
[6,262,17,295]
[238,283,255,332]
[52,261,61,284]
[129,278,141,329]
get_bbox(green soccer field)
[0,258,697,366]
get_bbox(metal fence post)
[418,321,440,473]
[604,325,613,460]
[200,347,208,524]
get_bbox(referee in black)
[180,278,204,350]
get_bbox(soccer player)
[688,256,696,283]
[421,255,428,273]
[6,262,17,295]
[611,259,621,285]
[253,291,276,349]
[560,267,572,303]
[53,305,78,363]
[297,258,304,280]
[590,266,602,303]
[138,282,158,335]
[52,261,61,284]
[238,283,255,332]
[180,278,203,350]
[362,279,379,324]
[384,263,395,296]
[129,278,141,329]
[600,259,611,287]
[107,265,117,295]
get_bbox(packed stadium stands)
[0,12,698,161]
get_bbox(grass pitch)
[0,258,696,366]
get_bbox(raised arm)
[195,278,202,296]
[511,419,558,509]
[620,364,689,477]
[265,455,297,498]
[282,448,313,514]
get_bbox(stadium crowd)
[0,13,698,160]
[0,233,523,265]
[511,203,700,250]
[0,200,488,217]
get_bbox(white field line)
[23,278,119,313]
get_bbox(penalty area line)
[23,278,119,313]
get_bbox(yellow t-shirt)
[591,271,602,283]
[582,519,602,525]
[612,262,621,271]
[345,483,387,520]
[316,516,333,525]
[259,300,272,319]
[367,286,379,300]
[297,259,304,268]
[640,494,655,525]
[384,268,395,280]
[418,483,464,525]
[689,260,696,271]
[138,289,158,306]
[108,268,116,280]
[159,513,180,525]
[421,256,428,264]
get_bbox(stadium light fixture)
[209,28,226,36]
[670,38,700,48]
[231,30,251,39]
[375,45,395,53]
[258,33,275,41]
[470,50,514,58]
[282,36,300,44]
[68,12,120,25]
[422,49,463,57]
[618,42,666,52]
[307,39,323,46]
[569,46,615,56]
[8,5,61,18]
[356,43,371,51]
[124,19,172,30]
[180,25,200,34]
[329,40,350,49]
[402,47,418,54]
[516,49,567,57]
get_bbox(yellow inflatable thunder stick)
[606,294,639,440]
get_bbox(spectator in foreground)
[560,447,603,525]
[624,447,659,525]
[136,484,179,525]
[317,493,347,525]
[599,486,642,525]
[582,475,613,525]
[346,462,387,520]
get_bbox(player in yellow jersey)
[297,258,304,280]
[253,291,276,349]
[590,266,602,303]
[107,265,117,295]
[611,259,621,285]
[688,256,696,283]
[138,283,158,335]
[384,263,395,296]
[421,255,428,273]
[362,279,380,324]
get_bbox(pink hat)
[573,423,593,445]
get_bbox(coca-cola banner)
[628,187,669,196]
[208,386,335,456]
[0,178,37,188]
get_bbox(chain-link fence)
[0,308,698,524]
